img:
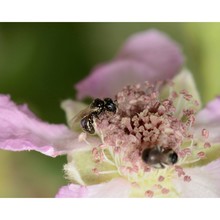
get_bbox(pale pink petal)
[56,178,131,198]
[75,30,184,100]
[194,97,220,143]
[55,184,88,198]
[174,159,220,197]
[117,30,183,78]
[0,95,98,157]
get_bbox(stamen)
[113,146,121,154]
[101,149,116,166]
[92,168,99,175]
[158,176,165,182]
[194,100,200,106]
[184,175,191,182]
[78,132,95,147]
[204,142,211,148]
[92,81,201,197]
[99,144,107,149]
[92,147,103,162]
[182,157,200,165]
[78,132,87,142]
[145,190,154,198]
[197,151,206,159]
[179,148,192,158]
[175,165,185,177]
[153,184,162,190]
[131,182,140,188]
[161,188,170,194]
[175,94,184,116]
[98,170,118,175]
[171,91,178,99]
[180,89,193,101]
[202,129,209,138]
[144,166,151,172]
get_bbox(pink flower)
[75,30,183,100]
[1,30,220,198]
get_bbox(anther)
[202,129,209,138]
[184,175,191,182]
[204,142,211,148]
[197,151,206,159]
[145,190,154,198]
[161,188,170,194]
[158,176,165,182]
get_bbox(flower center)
[91,81,208,197]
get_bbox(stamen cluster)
[87,81,209,197]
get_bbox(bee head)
[104,98,117,113]
[167,149,178,165]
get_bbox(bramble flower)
[1,30,220,198]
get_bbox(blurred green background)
[0,23,220,197]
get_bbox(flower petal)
[174,159,220,197]
[65,146,119,185]
[160,69,201,117]
[194,97,220,143]
[61,99,87,130]
[196,96,220,122]
[56,178,131,198]
[75,30,184,100]
[0,94,97,157]
[117,29,183,78]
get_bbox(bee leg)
[91,112,100,120]
[159,163,165,169]
[151,163,165,169]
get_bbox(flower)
[75,30,183,100]
[58,70,220,198]
[1,30,220,198]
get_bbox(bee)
[142,146,178,169]
[72,98,117,134]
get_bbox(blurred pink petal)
[56,178,131,198]
[194,97,220,142]
[174,159,220,197]
[75,30,184,100]
[117,30,183,77]
[0,94,94,157]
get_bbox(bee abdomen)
[80,115,95,134]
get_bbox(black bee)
[142,146,178,169]
[72,98,117,134]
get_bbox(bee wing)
[69,106,92,131]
